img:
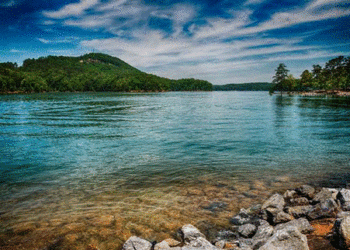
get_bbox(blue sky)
[1,0,350,84]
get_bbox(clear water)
[0,92,350,249]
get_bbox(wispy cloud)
[37,37,81,44]
[43,0,100,19]
[10,49,24,53]
[39,0,350,83]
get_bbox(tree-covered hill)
[0,53,212,93]
[213,82,272,91]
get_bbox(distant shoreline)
[273,90,350,97]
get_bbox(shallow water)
[0,92,349,249]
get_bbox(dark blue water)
[1,92,350,195]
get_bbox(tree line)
[270,56,350,94]
[0,53,212,93]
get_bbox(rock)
[286,205,314,218]
[289,197,309,206]
[296,185,315,199]
[333,215,350,249]
[283,190,297,200]
[339,216,350,248]
[181,224,218,250]
[230,211,252,226]
[251,220,274,249]
[182,237,217,250]
[313,188,334,203]
[337,211,350,219]
[253,220,274,239]
[122,236,152,250]
[238,224,257,238]
[259,226,309,250]
[214,240,238,249]
[215,230,237,242]
[337,188,350,211]
[326,188,339,200]
[154,241,170,250]
[163,238,181,247]
[273,211,294,224]
[274,218,314,234]
[181,224,205,243]
[307,198,339,220]
[261,193,285,211]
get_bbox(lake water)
[0,92,350,249]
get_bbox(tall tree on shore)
[272,63,289,95]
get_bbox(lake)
[0,91,350,249]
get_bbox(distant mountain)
[214,82,273,91]
[0,53,212,93]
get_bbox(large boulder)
[122,236,152,250]
[259,226,309,250]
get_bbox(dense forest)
[270,56,350,94]
[0,53,213,93]
[214,82,272,91]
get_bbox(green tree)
[300,70,313,91]
[272,63,289,94]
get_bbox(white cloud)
[40,0,350,83]
[43,0,100,19]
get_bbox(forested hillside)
[0,53,212,93]
[214,82,272,91]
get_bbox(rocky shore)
[121,185,350,250]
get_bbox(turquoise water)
[1,92,349,190]
[0,92,350,249]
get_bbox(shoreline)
[1,178,349,250]
[274,90,350,97]
[120,184,350,250]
